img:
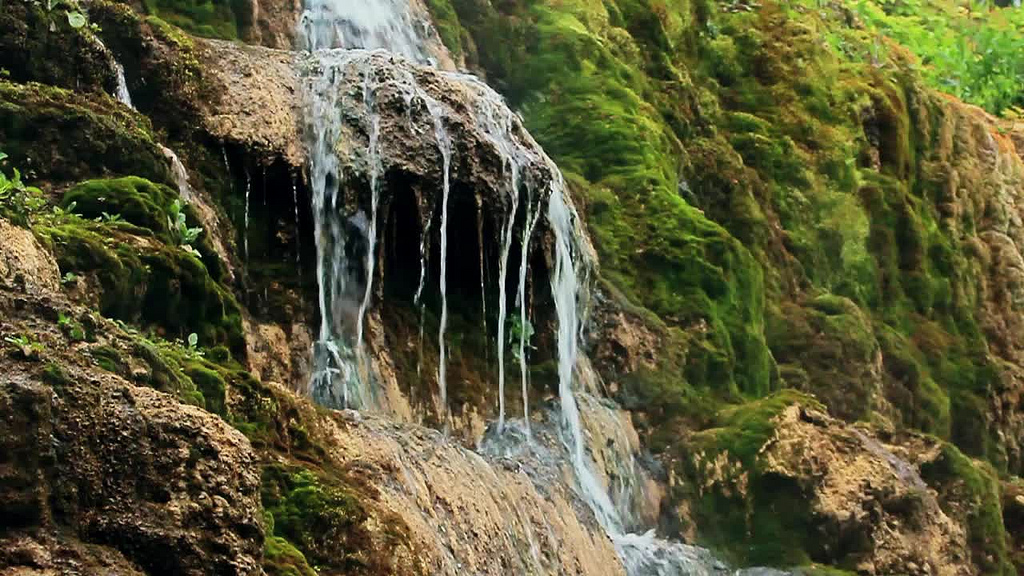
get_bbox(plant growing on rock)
[167,199,203,257]
[0,152,46,226]
[4,333,44,360]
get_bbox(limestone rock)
[0,219,61,294]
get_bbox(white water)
[113,62,133,108]
[516,190,541,436]
[305,50,365,409]
[299,0,433,61]
[434,105,453,425]
[243,168,251,260]
[294,3,778,573]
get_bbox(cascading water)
[296,2,780,573]
[516,191,541,436]
[434,108,453,424]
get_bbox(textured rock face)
[0,283,264,575]
[197,39,304,165]
[758,406,969,575]
[0,219,61,294]
[315,407,625,576]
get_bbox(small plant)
[100,211,122,223]
[167,199,204,257]
[0,153,47,226]
[188,332,198,350]
[57,312,86,342]
[4,333,44,360]
[61,271,79,285]
[508,315,536,362]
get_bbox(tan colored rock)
[310,404,626,576]
[0,219,60,294]
[196,38,304,166]
[759,405,971,576]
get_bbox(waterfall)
[305,50,365,409]
[295,3,776,573]
[299,0,433,61]
[113,62,133,108]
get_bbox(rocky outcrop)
[0,346,263,575]
[677,395,1014,574]
[196,39,304,166]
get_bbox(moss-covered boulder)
[0,0,114,93]
[33,217,242,353]
[0,81,171,186]
[673,393,1012,573]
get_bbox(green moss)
[33,217,243,354]
[89,345,125,375]
[264,533,316,576]
[920,443,1015,575]
[0,81,172,186]
[141,0,245,40]
[185,362,226,415]
[678,390,824,566]
[63,177,180,241]
[424,0,465,60]
[0,0,114,92]
[261,465,370,571]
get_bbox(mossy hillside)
[0,0,114,93]
[438,0,1024,568]
[444,0,775,399]
[0,81,172,186]
[139,0,248,41]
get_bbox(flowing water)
[294,1,782,573]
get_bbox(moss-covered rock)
[0,0,114,93]
[33,217,243,353]
[0,81,171,186]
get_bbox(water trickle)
[516,190,541,436]
[476,196,489,364]
[113,62,133,108]
[292,173,303,277]
[244,168,251,260]
[354,98,381,365]
[434,108,453,424]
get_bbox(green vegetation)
[921,443,1015,574]
[141,0,245,40]
[849,0,1024,115]
[261,465,370,572]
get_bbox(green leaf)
[187,333,198,348]
[0,152,8,161]
[66,10,86,29]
